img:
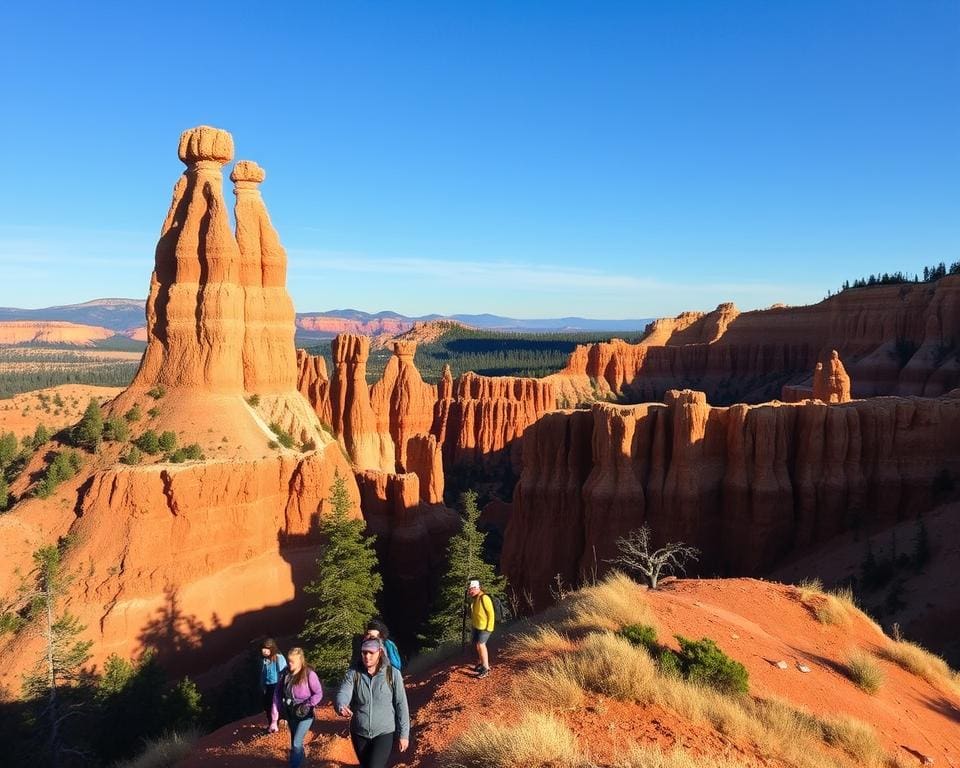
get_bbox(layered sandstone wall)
[502,389,960,608]
[553,280,960,405]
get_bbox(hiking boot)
[477,667,490,678]
[472,663,484,673]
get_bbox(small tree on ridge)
[608,524,699,589]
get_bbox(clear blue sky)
[1,1,957,318]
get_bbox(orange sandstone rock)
[812,350,852,403]
[503,390,960,609]
[134,126,245,392]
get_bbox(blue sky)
[1,1,957,318]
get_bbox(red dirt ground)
[179,578,960,768]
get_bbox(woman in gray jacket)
[335,637,410,768]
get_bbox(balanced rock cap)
[231,159,266,184]
[178,125,234,166]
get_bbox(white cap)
[468,579,480,589]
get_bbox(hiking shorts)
[472,629,492,645]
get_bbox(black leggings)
[350,731,394,768]
[262,683,276,716]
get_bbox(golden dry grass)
[113,729,200,768]
[444,712,584,768]
[564,631,659,703]
[512,664,585,710]
[614,746,752,768]
[877,639,960,697]
[505,625,575,659]
[563,571,657,632]
[820,715,885,766]
[845,650,885,694]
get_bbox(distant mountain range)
[0,299,654,341]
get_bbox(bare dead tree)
[607,524,700,589]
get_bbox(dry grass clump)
[564,571,656,632]
[877,638,960,696]
[845,650,885,694]
[820,715,885,766]
[512,664,585,710]
[615,745,752,768]
[113,730,200,768]
[795,580,884,634]
[565,631,658,703]
[444,712,583,768]
[505,625,575,659]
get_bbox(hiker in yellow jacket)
[467,578,495,678]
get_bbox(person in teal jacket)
[335,638,410,768]
[259,638,287,727]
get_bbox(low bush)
[103,417,130,442]
[675,636,749,695]
[247,394,260,406]
[147,385,166,400]
[158,431,177,453]
[845,650,884,694]
[147,407,160,418]
[135,431,161,455]
[619,623,659,654]
[566,632,658,703]
[121,447,143,465]
[34,450,83,498]
[113,729,200,768]
[167,444,203,464]
[124,404,142,423]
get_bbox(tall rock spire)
[231,159,297,392]
[133,125,245,391]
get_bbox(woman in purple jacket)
[270,647,323,768]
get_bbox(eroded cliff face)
[296,346,557,489]
[552,281,960,406]
[502,389,960,609]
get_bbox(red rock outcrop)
[812,350,852,403]
[0,320,116,345]
[328,334,395,472]
[552,280,960,405]
[503,389,960,609]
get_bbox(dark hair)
[262,637,280,661]
[365,618,390,640]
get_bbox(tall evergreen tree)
[300,473,382,682]
[19,545,93,767]
[422,490,506,649]
[72,399,103,452]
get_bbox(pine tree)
[300,473,382,682]
[421,490,506,649]
[19,545,93,767]
[0,473,9,511]
[72,399,103,451]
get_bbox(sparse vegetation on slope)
[877,637,960,698]
[845,650,885,694]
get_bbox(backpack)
[352,664,398,693]
[281,669,320,720]
[383,638,403,670]
[480,591,511,625]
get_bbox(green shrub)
[73,399,104,450]
[0,431,18,468]
[103,417,130,443]
[301,438,316,452]
[34,450,83,498]
[675,636,749,695]
[30,424,50,448]
[158,431,177,453]
[657,648,682,677]
[147,386,166,400]
[268,440,280,450]
[0,475,9,512]
[124,404,142,423]
[247,394,260,407]
[269,422,295,449]
[121,447,143,466]
[147,407,160,419]
[168,444,204,464]
[135,431,161,455]
[619,624,660,655]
